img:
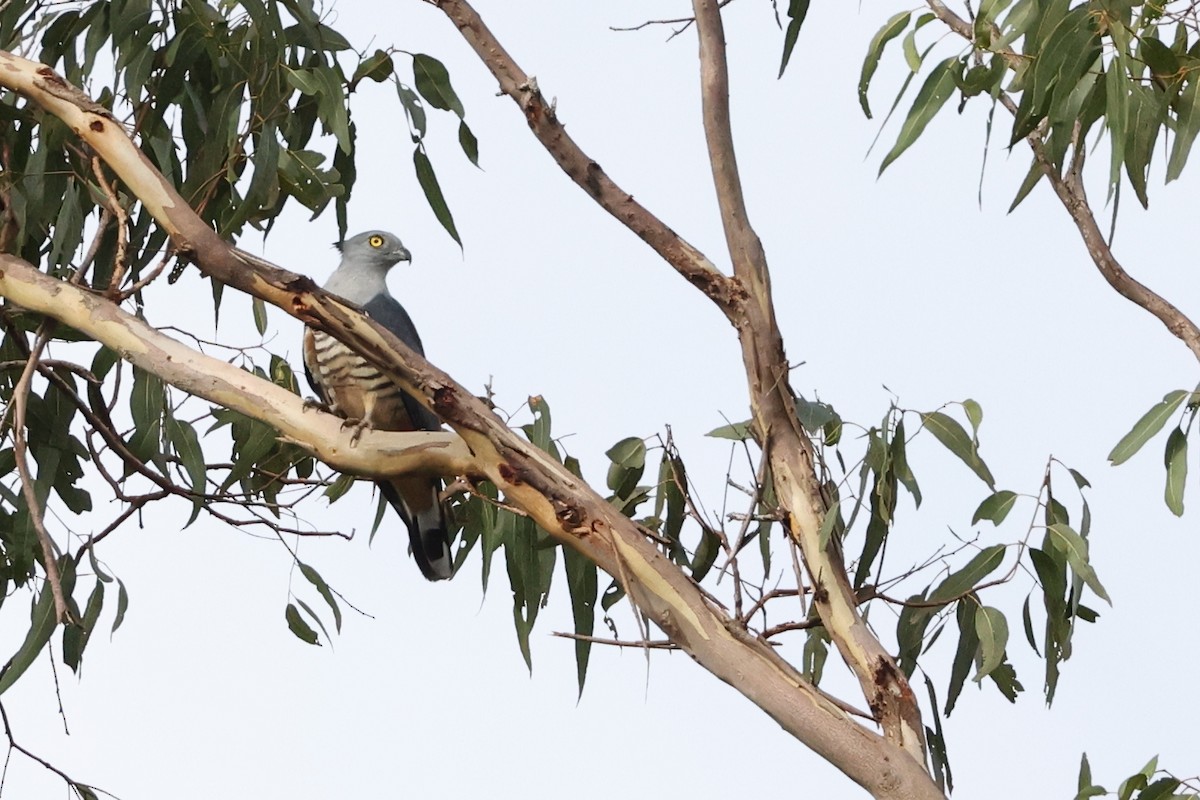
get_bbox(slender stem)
[11,323,71,623]
[430,0,742,316]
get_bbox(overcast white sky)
[3,1,1198,798]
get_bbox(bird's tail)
[377,477,454,581]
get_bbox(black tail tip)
[413,528,453,582]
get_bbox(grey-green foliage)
[0,0,474,285]
[845,0,1200,209]
[0,0,480,699]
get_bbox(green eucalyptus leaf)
[412,53,465,117]
[299,562,342,633]
[920,411,996,488]
[859,11,911,117]
[1163,427,1187,516]
[285,602,321,645]
[706,418,753,441]
[352,49,394,86]
[880,57,959,173]
[929,545,1006,605]
[413,146,461,246]
[973,605,1009,681]
[458,120,480,167]
[1047,523,1111,604]
[972,490,1018,526]
[563,546,597,697]
[1108,390,1187,465]
[1167,71,1200,182]
[777,0,810,78]
[0,571,61,694]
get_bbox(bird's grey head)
[334,230,412,267]
[325,230,412,301]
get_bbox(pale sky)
[2,2,1197,798]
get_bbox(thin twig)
[610,0,739,40]
[0,700,109,799]
[551,631,678,650]
[69,205,111,287]
[741,588,804,624]
[11,323,71,623]
[429,0,741,316]
[118,245,172,301]
[761,619,822,638]
[91,155,128,297]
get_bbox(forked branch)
[429,0,744,317]
[690,0,927,767]
[428,0,934,783]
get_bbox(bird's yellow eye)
[368,235,384,248]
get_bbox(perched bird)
[302,230,453,581]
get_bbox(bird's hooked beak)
[393,245,412,262]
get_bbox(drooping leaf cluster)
[0,0,473,295]
[437,396,729,696]
[1077,753,1200,800]
[846,0,1200,209]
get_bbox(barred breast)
[306,330,415,430]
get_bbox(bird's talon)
[341,418,372,446]
[302,397,331,414]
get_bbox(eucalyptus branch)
[428,1,741,316]
[691,0,928,767]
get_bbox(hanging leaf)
[944,599,979,715]
[1167,71,1200,182]
[859,11,911,117]
[973,605,1009,681]
[285,602,321,645]
[1163,427,1187,516]
[412,53,465,117]
[1108,390,1187,465]
[777,0,811,78]
[563,546,597,697]
[166,416,206,525]
[1047,524,1110,604]
[413,146,461,246]
[0,578,59,694]
[299,562,342,633]
[920,411,996,488]
[458,120,480,167]
[879,57,960,174]
[972,490,1018,525]
[817,501,841,550]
